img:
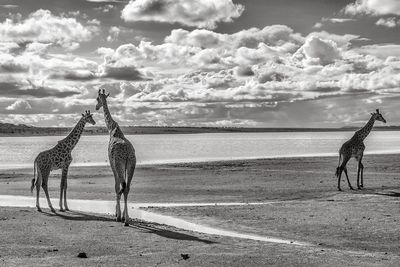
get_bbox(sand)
[0,154,400,266]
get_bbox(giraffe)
[31,111,96,212]
[335,109,386,191]
[95,89,136,226]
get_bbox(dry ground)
[0,154,400,266]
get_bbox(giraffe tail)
[335,154,342,178]
[31,160,36,193]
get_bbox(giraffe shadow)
[350,187,400,198]
[42,210,115,222]
[374,191,400,198]
[42,210,217,244]
[127,220,217,244]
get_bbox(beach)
[0,155,399,266]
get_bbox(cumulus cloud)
[0,81,80,98]
[324,17,355,23]
[24,42,52,54]
[69,25,400,126]
[0,5,17,9]
[6,99,32,111]
[295,36,342,65]
[0,42,19,53]
[257,70,285,83]
[98,25,304,77]
[0,9,97,49]
[344,0,400,16]
[235,66,254,77]
[375,17,400,27]
[50,70,97,81]
[355,44,400,59]
[313,17,355,29]
[166,25,304,50]
[121,0,244,29]
[98,64,144,80]
[0,53,29,72]
[307,31,359,48]
[107,26,120,42]
[2,16,400,127]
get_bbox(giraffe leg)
[114,160,129,224]
[111,161,122,222]
[62,167,70,211]
[357,159,362,189]
[41,169,55,212]
[122,184,130,226]
[35,168,43,212]
[123,159,136,226]
[360,162,364,188]
[337,166,343,191]
[115,182,121,222]
[337,156,351,191]
[343,167,354,190]
[59,177,65,211]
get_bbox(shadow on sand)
[127,220,217,244]
[374,191,400,197]
[42,210,217,244]
[348,187,400,198]
[42,210,115,222]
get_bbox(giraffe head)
[81,110,96,125]
[95,89,110,111]
[371,109,386,123]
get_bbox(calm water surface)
[1,131,400,169]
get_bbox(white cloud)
[295,36,342,65]
[375,17,400,27]
[0,9,97,49]
[165,25,304,51]
[2,18,400,127]
[307,31,359,48]
[313,22,323,29]
[88,19,101,25]
[6,100,32,111]
[355,44,400,59]
[121,0,244,29]
[313,17,355,29]
[324,18,355,23]
[0,5,17,9]
[94,4,115,13]
[344,0,400,16]
[25,42,52,54]
[107,26,121,42]
[0,42,19,53]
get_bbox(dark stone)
[77,252,88,258]
[181,254,190,260]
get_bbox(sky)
[0,0,400,128]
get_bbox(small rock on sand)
[77,252,88,258]
[181,254,190,260]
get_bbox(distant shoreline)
[1,124,400,137]
[3,151,400,171]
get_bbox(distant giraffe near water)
[95,89,136,226]
[335,109,386,191]
[31,111,96,212]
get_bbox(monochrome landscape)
[0,0,400,266]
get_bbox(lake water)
[1,131,400,169]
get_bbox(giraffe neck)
[102,100,118,132]
[63,118,86,151]
[355,116,375,141]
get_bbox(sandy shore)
[0,155,400,266]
